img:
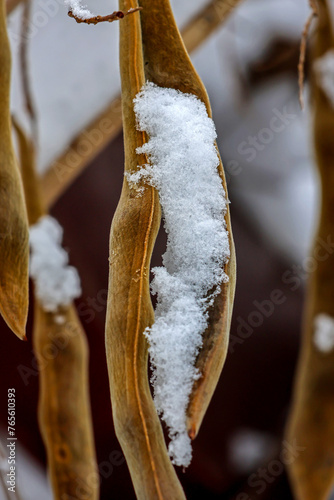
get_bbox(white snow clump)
[314,313,334,353]
[64,0,93,20]
[29,215,81,313]
[314,49,334,107]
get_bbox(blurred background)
[0,0,320,498]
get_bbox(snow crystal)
[313,313,334,353]
[29,216,82,313]
[314,50,334,107]
[64,0,93,20]
[127,83,230,467]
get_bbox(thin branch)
[182,0,244,53]
[20,0,38,144]
[6,0,22,15]
[68,7,142,25]
[298,0,318,109]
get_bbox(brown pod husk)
[33,305,99,500]
[138,0,236,440]
[0,0,29,340]
[14,120,99,499]
[105,1,186,498]
[285,1,334,499]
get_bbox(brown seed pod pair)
[105,1,236,497]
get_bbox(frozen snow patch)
[313,313,334,353]
[64,0,93,19]
[29,216,81,313]
[314,50,334,107]
[127,82,230,467]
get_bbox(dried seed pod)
[34,305,99,500]
[14,120,99,500]
[105,1,186,498]
[138,0,236,440]
[0,0,29,340]
[285,1,334,499]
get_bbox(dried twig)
[6,0,22,15]
[298,0,318,108]
[182,0,243,53]
[19,0,38,144]
[68,6,142,25]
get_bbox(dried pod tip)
[0,292,28,341]
[188,426,196,441]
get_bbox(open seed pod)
[138,0,236,441]
[105,0,236,497]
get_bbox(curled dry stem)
[298,0,318,109]
[68,7,142,25]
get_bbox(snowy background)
[7,0,318,262]
[1,0,322,498]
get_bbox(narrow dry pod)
[0,0,29,340]
[286,309,334,500]
[34,304,99,500]
[14,119,99,499]
[105,1,186,498]
[285,1,334,499]
[138,0,236,441]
